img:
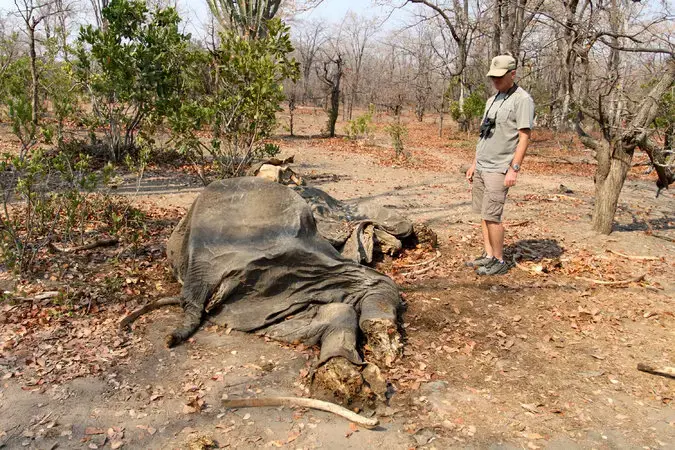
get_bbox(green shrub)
[75,0,192,162]
[385,122,408,158]
[346,104,375,143]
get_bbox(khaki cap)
[486,54,517,77]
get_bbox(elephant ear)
[166,202,196,285]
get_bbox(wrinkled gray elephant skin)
[166,177,401,366]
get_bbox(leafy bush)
[75,0,192,162]
[346,104,375,143]
[169,18,299,179]
[386,122,408,158]
[450,91,486,130]
[0,149,117,274]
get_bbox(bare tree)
[13,0,69,125]
[318,53,343,137]
[89,0,109,31]
[342,12,378,120]
[405,0,479,126]
[565,2,674,233]
[293,18,326,104]
[491,0,544,57]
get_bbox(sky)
[0,0,411,41]
[178,0,410,40]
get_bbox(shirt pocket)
[497,105,515,125]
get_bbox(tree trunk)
[28,25,39,126]
[491,0,502,56]
[589,60,675,234]
[328,82,340,137]
[438,79,446,138]
[592,139,633,234]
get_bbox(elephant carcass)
[165,177,402,374]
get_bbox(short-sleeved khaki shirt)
[476,86,534,173]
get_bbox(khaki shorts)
[472,170,509,222]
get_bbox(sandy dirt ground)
[1,108,674,449]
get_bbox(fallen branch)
[222,397,378,429]
[399,250,441,268]
[50,238,119,253]
[637,363,675,379]
[507,220,530,227]
[575,273,646,286]
[651,233,675,243]
[607,250,660,261]
[12,291,60,303]
[119,296,181,330]
[400,261,438,276]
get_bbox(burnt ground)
[1,108,674,449]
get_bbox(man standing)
[465,54,534,275]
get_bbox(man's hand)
[466,164,475,183]
[504,168,518,187]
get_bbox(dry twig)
[49,238,119,253]
[400,262,438,276]
[607,250,660,261]
[575,273,646,286]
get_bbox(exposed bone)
[312,357,365,402]
[222,396,378,428]
[637,363,675,379]
[361,319,402,367]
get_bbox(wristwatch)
[511,163,521,172]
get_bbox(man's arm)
[504,128,530,187]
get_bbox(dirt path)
[1,116,674,449]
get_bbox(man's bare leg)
[482,220,494,257]
[486,220,504,261]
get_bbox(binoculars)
[479,117,496,139]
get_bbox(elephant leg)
[359,294,402,367]
[310,303,367,403]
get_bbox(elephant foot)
[312,357,366,403]
[361,318,402,367]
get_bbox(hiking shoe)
[465,253,493,268]
[476,257,510,276]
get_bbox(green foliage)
[0,150,116,274]
[42,38,81,143]
[75,0,192,161]
[7,95,37,156]
[169,18,299,178]
[385,122,408,158]
[346,104,375,143]
[0,56,31,107]
[450,90,486,128]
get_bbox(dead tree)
[294,19,326,104]
[318,54,343,138]
[343,12,377,120]
[491,0,544,57]
[88,0,109,30]
[577,59,675,234]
